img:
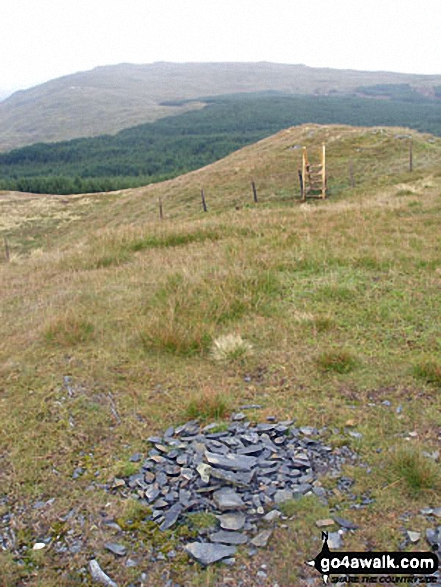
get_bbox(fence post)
[409,139,413,172]
[201,189,208,212]
[159,197,163,220]
[298,170,304,200]
[251,180,258,203]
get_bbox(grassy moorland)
[0,124,440,586]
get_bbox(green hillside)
[1,61,441,151]
[1,92,441,195]
[1,125,441,586]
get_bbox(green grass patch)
[128,228,221,251]
[388,446,441,498]
[185,512,218,531]
[316,348,359,374]
[44,313,95,347]
[412,359,441,386]
[139,269,281,356]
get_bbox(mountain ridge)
[1,61,441,151]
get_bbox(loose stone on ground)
[112,417,360,566]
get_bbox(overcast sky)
[2,0,441,96]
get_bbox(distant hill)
[1,61,441,151]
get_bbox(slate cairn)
[119,413,358,566]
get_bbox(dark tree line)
[1,92,441,194]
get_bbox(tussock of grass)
[412,359,441,386]
[44,312,95,346]
[184,387,231,421]
[127,228,221,251]
[210,333,253,363]
[316,348,358,374]
[388,446,441,498]
[139,269,280,356]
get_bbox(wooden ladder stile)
[300,143,327,200]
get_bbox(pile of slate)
[116,415,358,565]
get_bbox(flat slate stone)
[160,503,182,531]
[274,489,293,504]
[250,529,272,547]
[205,451,257,471]
[209,467,248,487]
[104,542,127,557]
[213,488,246,511]
[316,518,336,528]
[333,516,358,530]
[217,513,246,530]
[89,560,118,587]
[185,542,237,566]
[209,530,248,545]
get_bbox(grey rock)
[205,451,257,471]
[213,488,246,511]
[210,467,248,487]
[104,542,127,557]
[209,530,248,545]
[160,504,182,531]
[196,463,212,483]
[237,444,266,455]
[250,529,272,547]
[333,516,358,530]
[145,485,160,502]
[327,532,343,550]
[156,472,168,487]
[433,508,441,518]
[406,531,421,543]
[426,527,441,546]
[185,542,237,565]
[164,426,175,438]
[263,510,281,522]
[89,559,118,587]
[420,508,434,515]
[274,489,293,504]
[129,453,142,463]
[217,513,246,530]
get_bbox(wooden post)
[201,188,207,212]
[298,170,303,200]
[302,147,308,201]
[158,197,163,220]
[4,237,10,262]
[321,143,326,199]
[409,139,413,172]
[349,160,355,188]
[251,181,258,203]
